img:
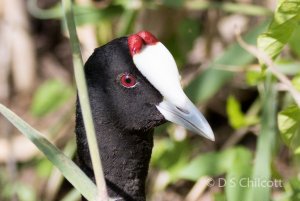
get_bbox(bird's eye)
[119,73,137,88]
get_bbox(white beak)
[156,98,214,141]
[131,37,215,141]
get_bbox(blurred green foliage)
[186,22,268,103]
[30,79,74,117]
[2,182,36,201]
[1,0,300,201]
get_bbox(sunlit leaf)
[226,96,259,129]
[257,0,300,64]
[227,96,246,129]
[278,105,300,154]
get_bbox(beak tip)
[202,130,215,141]
[208,134,215,141]
[157,101,216,141]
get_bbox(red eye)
[120,73,137,88]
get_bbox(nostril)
[176,106,189,115]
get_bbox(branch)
[235,30,300,107]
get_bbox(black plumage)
[76,37,166,201]
[75,31,214,201]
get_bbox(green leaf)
[257,0,300,63]
[0,104,98,201]
[30,79,73,117]
[226,96,259,129]
[278,105,300,154]
[226,96,246,129]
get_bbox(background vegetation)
[0,0,300,201]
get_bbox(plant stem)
[235,31,300,107]
[247,74,277,201]
[61,0,108,200]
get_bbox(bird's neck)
[76,108,153,201]
[100,126,154,201]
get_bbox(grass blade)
[61,0,108,200]
[0,104,97,201]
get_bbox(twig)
[184,176,211,201]
[235,29,300,107]
[221,127,249,149]
[61,0,108,201]
[181,62,209,88]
